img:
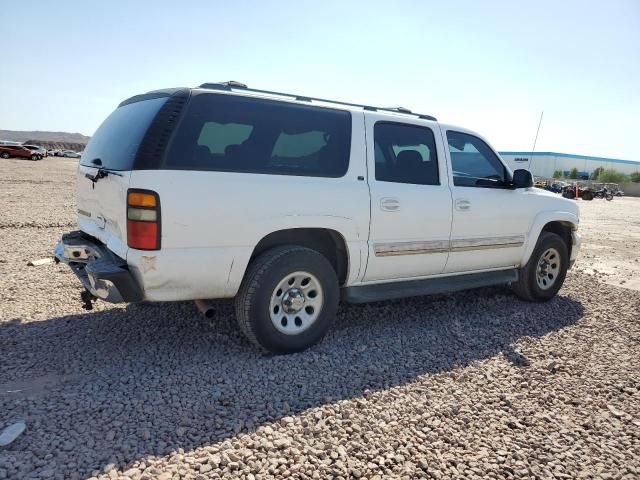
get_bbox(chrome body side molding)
[450,235,525,252]
[374,240,449,257]
[374,235,525,257]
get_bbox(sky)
[1,0,639,160]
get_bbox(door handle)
[380,197,400,212]
[455,199,471,211]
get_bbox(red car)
[0,145,42,160]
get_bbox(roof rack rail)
[198,82,437,121]
[390,106,412,114]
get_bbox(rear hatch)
[76,96,170,259]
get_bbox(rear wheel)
[31,154,38,161]
[605,193,613,201]
[235,245,339,354]
[0,152,9,159]
[512,232,568,302]
[581,190,594,201]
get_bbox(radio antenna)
[529,111,544,172]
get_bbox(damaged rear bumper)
[54,231,143,303]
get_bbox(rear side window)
[374,122,439,185]
[80,97,168,171]
[447,131,508,187]
[164,93,351,177]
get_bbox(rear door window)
[80,97,168,171]
[164,93,351,177]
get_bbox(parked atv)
[562,185,577,199]
[580,189,594,201]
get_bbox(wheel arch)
[541,221,573,259]
[522,212,578,266]
[249,228,350,285]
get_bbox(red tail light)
[127,189,161,250]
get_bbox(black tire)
[31,154,38,161]
[235,245,339,354]
[605,193,613,201]
[0,152,9,159]
[581,190,594,201]
[562,189,575,199]
[512,232,568,302]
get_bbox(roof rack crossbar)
[198,82,437,121]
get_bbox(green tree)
[630,172,640,183]
[552,169,562,179]
[597,169,625,183]
[568,167,579,179]
[591,166,604,180]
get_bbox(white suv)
[55,82,581,353]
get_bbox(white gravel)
[1,157,639,480]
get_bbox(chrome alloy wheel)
[536,247,561,290]
[269,271,324,335]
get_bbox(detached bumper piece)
[54,231,143,303]
[569,231,581,269]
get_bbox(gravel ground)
[571,196,640,291]
[1,157,639,480]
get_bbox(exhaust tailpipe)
[195,299,215,319]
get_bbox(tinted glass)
[80,97,168,171]
[374,122,439,185]
[447,131,508,187]
[165,93,351,177]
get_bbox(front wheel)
[512,232,568,302]
[235,245,339,354]
[605,193,613,201]
[31,154,38,161]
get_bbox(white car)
[55,82,581,353]
[23,144,47,159]
[61,150,81,158]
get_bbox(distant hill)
[0,130,90,152]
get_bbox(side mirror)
[512,169,533,188]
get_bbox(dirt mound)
[0,130,90,152]
[23,139,87,152]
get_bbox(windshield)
[80,96,167,170]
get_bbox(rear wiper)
[85,160,123,183]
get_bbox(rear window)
[164,93,351,177]
[80,97,168,171]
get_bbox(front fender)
[521,211,579,266]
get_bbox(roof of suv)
[119,82,439,124]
